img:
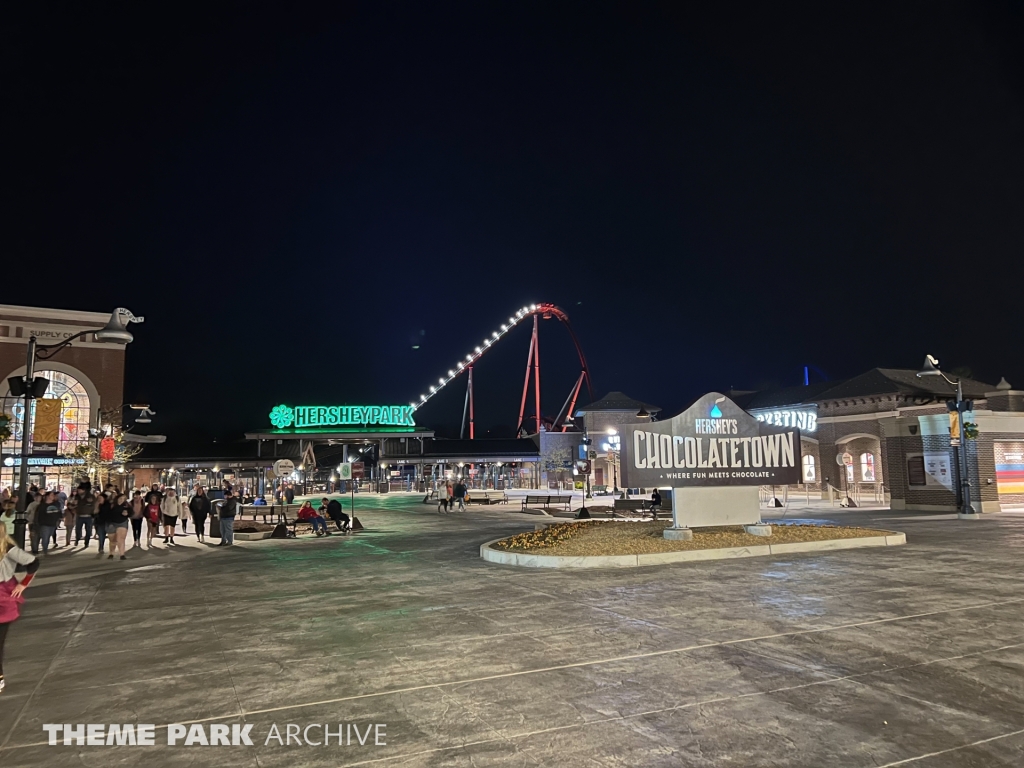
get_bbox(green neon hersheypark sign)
[269,404,416,429]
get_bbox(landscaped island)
[483,520,906,568]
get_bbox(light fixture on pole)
[10,308,144,548]
[916,355,977,520]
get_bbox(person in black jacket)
[35,492,63,556]
[649,488,662,521]
[325,498,350,533]
[189,486,212,543]
[94,493,117,555]
[218,491,238,546]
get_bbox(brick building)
[0,304,128,491]
[573,391,660,492]
[734,369,1024,512]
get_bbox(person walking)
[73,485,97,548]
[49,487,62,549]
[218,491,238,546]
[284,484,295,504]
[188,486,211,543]
[179,492,190,536]
[145,494,161,548]
[129,491,145,548]
[436,481,450,514]
[35,492,62,556]
[453,480,467,512]
[105,492,131,560]
[62,490,77,547]
[0,520,40,695]
[94,492,113,555]
[160,488,182,545]
[25,492,42,555]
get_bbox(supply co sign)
[621,392,802,487]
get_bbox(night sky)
[5,3,1023,440]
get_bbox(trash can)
[209,500,223,539]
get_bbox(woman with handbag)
[0,520,39,695]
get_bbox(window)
[860,452,876,482]
[802,454,816,482]
[1,370,91,456]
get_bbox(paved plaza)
[1,495,1023,766]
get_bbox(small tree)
[541,444,573,489]
[73,406,143,486]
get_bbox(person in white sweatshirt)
[159,488,184,545]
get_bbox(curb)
[479,531,907,569]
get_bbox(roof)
[575,391,661,414]
[737,368,995,410]
[732,382,836,410]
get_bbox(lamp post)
[9,308,143,548]
[916,355,977,520]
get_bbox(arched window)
[1,370,92,456]
[802,454,816,482]
[860,452,876,482]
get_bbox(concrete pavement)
[1,495,1023,766]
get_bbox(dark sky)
[4,2,1023,439]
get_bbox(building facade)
[0,304,128,491]
[574,391,660,492]
[736,369,1024,512]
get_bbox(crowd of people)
[0,481,247,557]
[0,481,356,698]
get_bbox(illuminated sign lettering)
[268,404,416,429]
[750,406,817,433]
[2,456,86,467]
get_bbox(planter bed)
[482,520,906,568]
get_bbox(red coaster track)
[411,303,593,437]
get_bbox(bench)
[238,503,293,524]
[468,490,507,505]
[612,498,665,518]
[521,494,572,512]
[278,505,354,537]
[592,485,609,495]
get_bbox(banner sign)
[621,392,802,488]
[31,398,62,456]
[269,404,415,429]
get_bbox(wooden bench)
[612,498,665,518]
[238,503,292,524]
[468,490,508,505]
[279,506,353,537]
[521,494,572,512]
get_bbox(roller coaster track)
[410,303,593,437]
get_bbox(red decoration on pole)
[100,436,115,461]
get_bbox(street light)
[10,308,143,547]
[916,355,977,520]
